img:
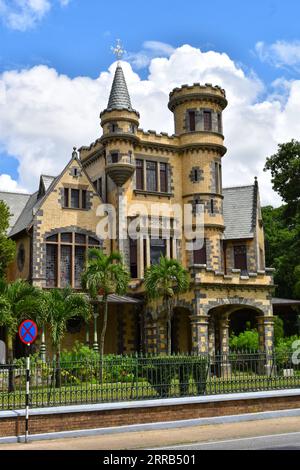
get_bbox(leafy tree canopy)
[262,205,300,299]
[262,140,300,300]
[0,201,16,278]
[264,139,300,212]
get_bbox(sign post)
[18,320,38,443]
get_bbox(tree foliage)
[263,140,300,300]
[0,278,38,390]
[144,257,190,355]
[264,139,300,212]
[81,249,130,360]
[262,205,300,299]
[0,201,16,278]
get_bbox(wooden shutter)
[136,160,144,190]
[189,111,196,131]
[234,245,247,272]
[193,240,207,264]
[204,111,212,131]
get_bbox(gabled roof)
[9,191,39,237]
[41,175,55,192]
[223,184,257,240]
[106,64,133,111]
[3,154,102,238]
[0,191,31,231]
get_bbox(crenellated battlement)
[169,83,227,112]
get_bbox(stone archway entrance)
[208,305,263,356]
[201,298,274,357]
[205,301,275,376]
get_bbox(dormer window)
[188,111,196,132]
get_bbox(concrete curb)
[2,388,300,418]
[1,407,300,444]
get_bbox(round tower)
[100,64,140,187]
[168,83,228,271]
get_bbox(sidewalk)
[1,415,300,450]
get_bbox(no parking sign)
[18,319,38,345]
[18,319,38,443]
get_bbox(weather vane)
[111,39,126,62]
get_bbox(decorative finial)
[72,147,78,159]
[111,39,126,62]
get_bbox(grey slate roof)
[0,191,31,231]
[41,175,55,192]
[106,65,133,111]
[9,191,39,237]
[223,185,256,240]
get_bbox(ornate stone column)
[190,314,209,355]
[208,316,216,358]
[144,314,158,355]
[190,296,209,355]
[257,314,275,376]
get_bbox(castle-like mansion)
[0,62,276,357]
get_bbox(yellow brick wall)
[7,234,31,282]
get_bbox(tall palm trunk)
[6,330,15,392]
[55,344,61,388]
[99,298,108,382]
[166,298,172,356]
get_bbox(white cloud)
[255,40,300,71]
[126,41,175,70]
[0,0,69,31]
[1,44,299,206]
[0,174,27,193]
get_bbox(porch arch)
[205,298,274,357]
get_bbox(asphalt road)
[158,431,300,450]
[1,416,300,450]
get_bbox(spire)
[106,64,133,111]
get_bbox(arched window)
[46,232,101,289]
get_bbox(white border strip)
[1,388,300,419]
[1,408,300,444]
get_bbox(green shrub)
[275,336,300,370]
[102,355,139,383]
[178,356,208,396]
[141,355,209,397]
[229,329,259,351]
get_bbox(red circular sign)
[18,320,38,345]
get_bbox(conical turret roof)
[106,64,133,111]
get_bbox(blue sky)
[1,0,298,81]
[0,0,300,204]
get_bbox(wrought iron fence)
[1,351,300,410]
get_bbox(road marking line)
[156,431,300,449]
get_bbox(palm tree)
[43,287,91,387]
[81,249,130,360]
[0,278,38,390]
[16,288,53,361]
[144,257,190,355]
[0,279,37,360]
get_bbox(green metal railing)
[0,351,300,410]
